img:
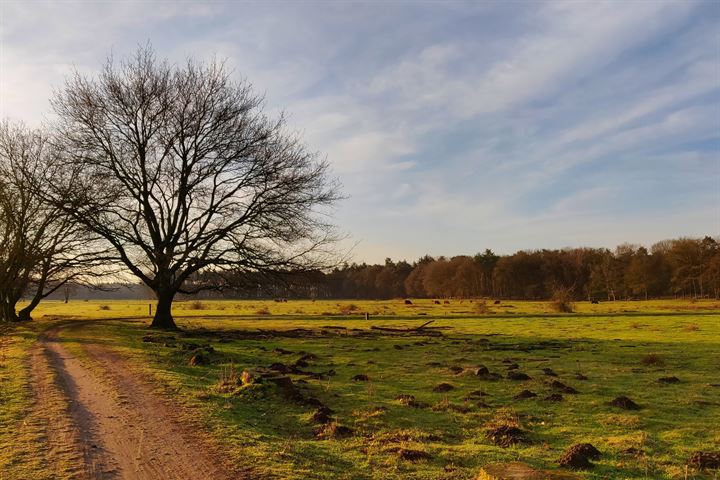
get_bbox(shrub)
[187,300,206,310]
[339,304,359,315]
[551,288,574,313]
[255,307,271,315]
[99,305,110,311]
[683,323,700,332]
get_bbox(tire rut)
[31,321,242,480]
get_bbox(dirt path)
[30,321,242,480]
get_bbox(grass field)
[2,299,719,479]
[18,297,720,319]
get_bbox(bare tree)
[49,46,340,329]
[0,121,106,322]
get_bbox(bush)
[339,304,359,315]
[187,300,206,310]
[255,307,271,315]
[551,288,574,313]
[99,305,110,311]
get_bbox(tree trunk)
[18,294,42,322]
[1,299,19,322]
[150,290,178,330]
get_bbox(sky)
[1,0,718,264]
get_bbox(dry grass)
[215,363,240,393]
[641,353,664,366]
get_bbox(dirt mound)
[142,333,177,345]
[507,371,532,381]
[303,396,325,408]
[310,406,335,424]
[466,390,489,399]
[188,353,207,366]
[658,376,681,384]
[352,374,370,381]
[269,362,293,373]
[475,366,502,381]
[609,395,641,410]
[394,393,427,408]
[314,422,354,440]
[558,442,601,469]
[484,425,527,447]
[542,367,558,377]
[513,390,537,400]
[395,394,415,405]
[448,365,464,374]
[688,451,720,469]
[266,376,305,402]
[433,382,455,392]
[550,380,578,394]
[505,363,519,370]
[298,352,319,361]
[396,448,431,461]
[575,373,588,380]
[544,393,564,402]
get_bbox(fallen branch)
[370,320,437,332]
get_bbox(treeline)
[251,237,719,301]
[57,236,720,302]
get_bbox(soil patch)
[609,396,641,410]
[484,425,527,447]
[513,390,537,400]
[433,382,455,392]
[550,380,578,394]
[688,451,720,469]
[558,443,601,470]
[507,371,532,381]
[314,422,353,440]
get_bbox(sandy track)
[31,321,241,480]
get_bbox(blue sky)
[1,1,718,263]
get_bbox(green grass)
[20,297,720,320]
[3,299,719,479]
[58,302,720,479]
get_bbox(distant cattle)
[591,300,599,304]
[443,300,450,304]
[494,300,501,305]
[434,300,441,305]
[404,299,413,305]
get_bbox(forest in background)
[56,236,720,302]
